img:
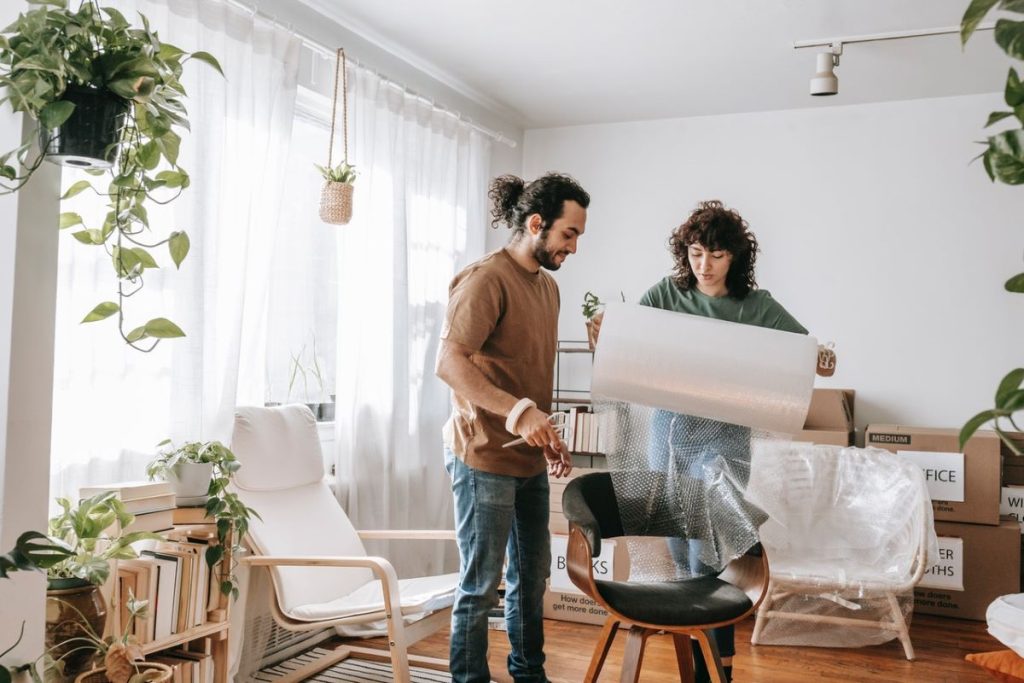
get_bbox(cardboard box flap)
[802,389,854,431]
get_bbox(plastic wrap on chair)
[596,400,773,578]
[745,441,937,648]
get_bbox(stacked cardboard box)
[795,389,855,446]
[998,433,1024,592]
[865,425,1021,620]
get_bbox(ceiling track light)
[794,22,996,97]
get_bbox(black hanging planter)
[40,85,130,169]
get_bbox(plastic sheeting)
[591,303,817,435]
[745,441,937,648]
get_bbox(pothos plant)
[959,0,1024,452]
[146,440,259,599]
[0,0,223,351]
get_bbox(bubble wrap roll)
[591,303,817,434]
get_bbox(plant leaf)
[81,302,119,323]
[960,409,1000,448]
[169,231,190,269]
[61,180,92,200]
[38,100,75,131]
[130,247,158,269]
[996,368,1024,406]
[1007,67,1024,107]
[144,318,185,338]
[189,51,224,77]
[59,212,83,230]
[1006,271,1024,292]
[962,0,1001,45]
[995,18,1024,60]
[126,325,148,343]
[986,110,1015,127]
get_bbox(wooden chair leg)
[584,617,621,683]
[619,626,652,683]
[693,630,727,683]
[751,581,774,645]
[886,592,915,661]
[384,610,411,683]
[672,633,695,683]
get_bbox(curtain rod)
[225,0,517,148]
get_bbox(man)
[435,172,590,683]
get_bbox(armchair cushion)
[233,405,324,491]
[289,572,459,622]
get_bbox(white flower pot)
[169,461,213,506]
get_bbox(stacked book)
[80,480,176,535]
[149,647,215,682]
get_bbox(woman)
[640,199,810,683]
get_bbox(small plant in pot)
[0,0,223,351]
[147,441,259,599]
[45,492,160,676]
[581,291,605,351]
[316,161,357,225]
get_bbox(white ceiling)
[299,0,1009,129]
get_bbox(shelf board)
[141,620,229,655]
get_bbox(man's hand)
[544,441,573,479]
[516,406,563,450]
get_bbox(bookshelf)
[553,340,606,463]
[108,522,232,683]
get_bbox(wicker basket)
[75,661,173,683]
[319,181,354,225]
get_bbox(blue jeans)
[445,449,551,683]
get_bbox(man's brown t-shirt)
[441,248,559,477]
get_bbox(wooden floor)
[351,614,1001,682]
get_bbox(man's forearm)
[436,344,519,418]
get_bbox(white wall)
[525,93,1024,431]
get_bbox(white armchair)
[231,405,458,682]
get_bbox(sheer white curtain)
[50,0,300,499]
[332,67,491,577]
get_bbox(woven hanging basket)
[319,181,354,225]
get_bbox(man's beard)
[533,234,566,271]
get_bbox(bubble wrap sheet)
[745,441,938,647]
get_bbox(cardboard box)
[1002,433,1024,485]
[543,533,630,625]
[795,389,855,446]
[914,518,1021,620]
[866,425,1001,525]
[1002,485,1024,534]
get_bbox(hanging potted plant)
[0,1,222,350]
[317,47,357,225]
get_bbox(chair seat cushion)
[595,574,752,627]
[287,572,459,622]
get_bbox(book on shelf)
[172,506,213,525]
[79,480,173,500]
[123,508,175,535]
[120,557,158,643]
[140,550,182,639]
[121,492,177,515]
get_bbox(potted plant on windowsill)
[45,492,161,676]
[146,441,259,600]
[0,1,222,351]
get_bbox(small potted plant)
[581,291,605,351]
[45,493,161,676]
[316,161,357,225]
[147,441,259,600]
[147,440,213,507]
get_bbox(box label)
[550,536,615,594]
[1001,486,1024,534]
[897,450,965,502]
[919,536,964,591]
[869,432,911,445]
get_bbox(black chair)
[562,472,770,683]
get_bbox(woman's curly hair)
[669,200,758,299]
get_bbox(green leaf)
[81,301,119,323]
[126,325,148,343]
[962,0,1001,45]
[986,111,1015,127]
[136,141,160,170]
[112,246,142,277]
[1007,68,1024,107]
[960,409,1000,449]
[1003,388,1024,412]
[155,170,188,188]
[61,180,92,200]
[0,165,15,180]
[39,100,75,131]
[144,318,185,338]
[1001,0,1024,11]
[996,368,1024,406]
[70,230,95,245]
[157,132,181,166]
[158,43,186,62]
[189,51,224,77]
[59,212,83,230]
[130,247,158,269]
[995,18,1024,59]
[1006,271,1024,292]
[169,231,190,269]
[205,544,224,568]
